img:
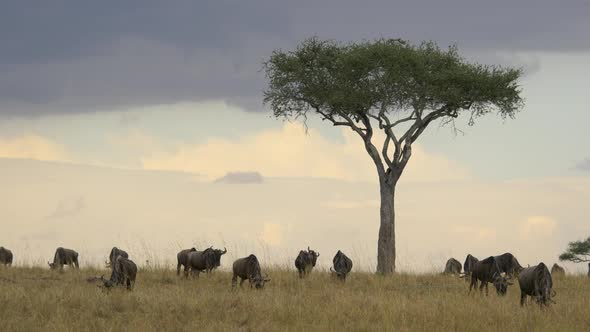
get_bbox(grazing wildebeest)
[232,254,270,289]
[185,247,227,278]
[518,262,555,306]
[0,247,13,267]
[467,256,512,296]
[106,247,128,269]
[443,258,462,275]
[494,252,524,277]
[48,247,79,270]
[330,250,353,281]
[101,255,137,290]
[177,247,197,275]
[550,263,565,277]
[294,246,320,278]
[462,254,479,281]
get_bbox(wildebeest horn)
[551,289,557,297]
[308,246,310,251]
[330,267,335,273]
[316,252,320,257]
[221,247,227,254]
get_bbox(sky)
[0,1,589,272]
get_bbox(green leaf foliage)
[263,37,523,124]
[559,237,590,263]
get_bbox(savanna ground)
[0,266,589,331]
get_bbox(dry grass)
[0,266,588,331]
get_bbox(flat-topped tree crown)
[263,37,524,274]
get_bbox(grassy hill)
[0,267,588,331]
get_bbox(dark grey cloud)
[574,159,590,171]
[1,0,589,116]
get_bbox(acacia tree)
[559,236,590,263]
[263,38,523,274]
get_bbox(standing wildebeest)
[101,255,137,290]
[106,247,128,269]
[467,256,512,296]
[494,252,524,277]
[0,247,13,267]
[550,263,565,277]
[48,247,79,270]
[462,254,479,281]
[443,258,462,275]
[330,250,353,281]
[185,247,227,278]
[295,246,320,278]
[518,262,555,306]
[232,254,270,289]
[177,247,197,275]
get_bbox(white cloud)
[0,135,67,161]
[142,123,471,182]
[519,215,557,240]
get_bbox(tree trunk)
[376,177,397,274]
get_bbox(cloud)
[1,1,589,116]
[519,216,557,240]
[259,223,283,247]
[0,135,67,161]
[142,123,471,182]
[451,225,497,241]
[214,172,264,184]
[574,159,590,171]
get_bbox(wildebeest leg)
[177,263,181,276]
[126,277,132,290]
[479,281,485,295]
[74,258,79,269]
[469,277,476,294]
[520,292,526,306]
[240,278,246,288]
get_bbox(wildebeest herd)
[0,245,353,290]
[1,245,588,307]
[441,252,586,307]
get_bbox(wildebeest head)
[47,261,56,269]
[212,247,227,267]
[251,275,271,289]
[492,273,513,296]
[307,246,320,266]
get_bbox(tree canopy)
[559,236,590,263]
[263,38,523,179]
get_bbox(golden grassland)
[0,266,589,331]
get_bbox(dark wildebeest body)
[48,247,79,270]
[462,254,479,281]
[331,250,353,281]
[101,255,137,290]
[177,247,196,275]
[0,247,13,267]
[232,254,270,289]
[494,252,524,277]
[468,256,512,296]
[443,258,462,275]
[518,263,555,306]
[185,247,227,278]
[294,247,320,278]
[550,263,565,277]
[106,247,128,269]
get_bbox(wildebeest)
[185,247,227,278]
[518,262,555,306]
[462,254,479,281]
[443,258,462,275]
[0,246,13,267]
[550,263,565,277]
[295,246,320,278]
[176,247,197,275]
[494,252,524,277]
[330,250,353,281]
[101,255,137,290]
[232,254,270,289]
[106,247,128,269]
[467,256,512,296]
[48,247,79,270]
